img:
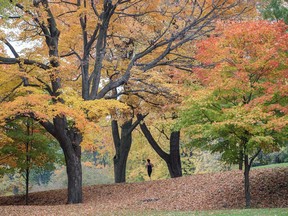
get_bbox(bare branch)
[1,39,19,58]
[0,81,23,103]
[0,56,50,70]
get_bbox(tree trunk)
[113,151,129,183]
[167,131,182,178]
[25,118,32,205]
[137,114,182,178]
[112,120,132,183]
[25,153,30,205]
[243,147,261,209]
[64,150,82,204]
[239,149,243,170]
[42,117,83,204]
[53,117,83,204]
[244,154,251,208]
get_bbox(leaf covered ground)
[0,168,287,215]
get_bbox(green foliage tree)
[0,118,62,204]
[178,20,288,208]
[259,0,288,24]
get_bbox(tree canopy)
[178,20,288,207]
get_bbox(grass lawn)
[124,208,288,216]
[230,162,288,171]
[252,163,288,169]
[191,208,288,216]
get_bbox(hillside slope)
[0,168,287,215]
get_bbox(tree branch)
[0,56,50,70]
[137,113,170,161]
[125,113,148,135]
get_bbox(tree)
[178,20,288,208]
[0,0,255,203]
[259,0,288,24]
[111,72,179,182]
[111,116,143,183]
[0,0,124,203]
[0,118,62,204]
[0,0,84,203]
[137,113,182,178]
[108,1,256,182]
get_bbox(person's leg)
[148,170,152,180]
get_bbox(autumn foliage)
[181,20,288,137]
[178,20,288,207]
[0,0,286,206]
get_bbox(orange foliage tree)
[178,20,288,208]
[0,0,125,203]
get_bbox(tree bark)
[64,149,82,204]
[244,154,251,208]
[43,116,83,204]
[25,142,30,205]
[112,119,132,183]
[137,114,182,178]
[167,131,182,177]
[239,149,243,170]
[25,118,32,205]
[111,115,144,183]
[243,148,261,208]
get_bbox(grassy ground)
[229,162,288,170]
[123,208,288,216]
[252,162,288,169]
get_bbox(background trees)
[259,0,288,24]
